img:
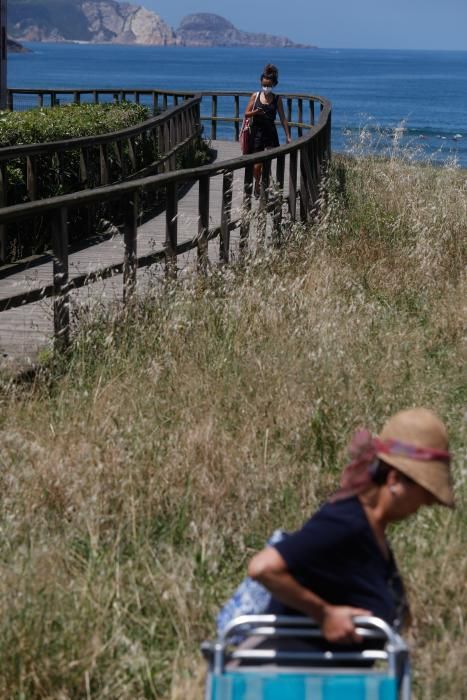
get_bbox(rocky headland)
[8,0,313,48]
[9,0,178,44]
[176,13,311,48]
[7,38,30,53]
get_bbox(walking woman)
[244,64,291,197]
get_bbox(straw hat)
[377,408,455,508]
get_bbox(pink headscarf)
[329,429,451,502]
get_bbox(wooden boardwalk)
[0,140,293,367]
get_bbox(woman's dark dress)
[250,92,280,152]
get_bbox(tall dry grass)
[0,150,465,699]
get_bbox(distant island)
[8,0,314,48]
[176,14,313,49]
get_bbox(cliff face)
[9,0,180,45]
[177,13,311,48]
[80,2,179,45]
[8,1,311,48]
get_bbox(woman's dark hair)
[369,459,391,485]
[370,459,416,487]
[261,63,279,86]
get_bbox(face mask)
[262,86,273,94]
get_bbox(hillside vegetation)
[0,151,465,699]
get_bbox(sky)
[143,0,467,51]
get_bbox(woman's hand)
[246,108,263,117]
[320,605,372,644]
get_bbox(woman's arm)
[277,97,291,143]
[244,93,262,119]
[248,546,371,644]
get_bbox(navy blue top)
[269,497,407,629]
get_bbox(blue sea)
[8,43,467,166]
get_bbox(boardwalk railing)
[5,88,197,113]
[0,90,331,350]
[6,87,321,140]
[0,94,202,260]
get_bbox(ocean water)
[8,43,467,166]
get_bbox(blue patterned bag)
[216,529,286,640]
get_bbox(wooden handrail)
[0,95,203,259]
[0,97,200,160]
[0,90,332,352]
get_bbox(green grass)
[0,152,465,698]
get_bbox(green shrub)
[0,103,152,262]
[0,102,150,146]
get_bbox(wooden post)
[299,147,311,222]
[168,120,176,171]
[273,154,285,245]
[220,171,233,264]
[153,126,160,166]
[195,101,201,134]
[122,193,138,302]
[288,149,298,221]
[317,130,325,181]
[163,93,168,111]
[128,137,137,172]
[234,95,240,141]
[313,131,321,193]
[162,125,170,172]
[325,110,332,161]
[211,95,217,140]
[198,175,210,273]
[93,90,99,104]
[298,99,303,137]
[99,144,109,185]
[240,163,253,255]
[26,156,37,201]
[37,93,44,108]
[0,0,7,111]
[152,91,159,115]
[55,151,65,188]
[258,159,271,243]
[74,91,81,105]
[287,98,293,133]
[307,140,319,214]
[259,158,271,210]
[309,99,315,126]
[112,141,122,177]
[51,206,70,351]
[165,182,177,278]
[0,161,7,261]
[176,113,182,147]
[79,148,88,186]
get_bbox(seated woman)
[248,408,454,648]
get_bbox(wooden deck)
[0,140,293,367]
